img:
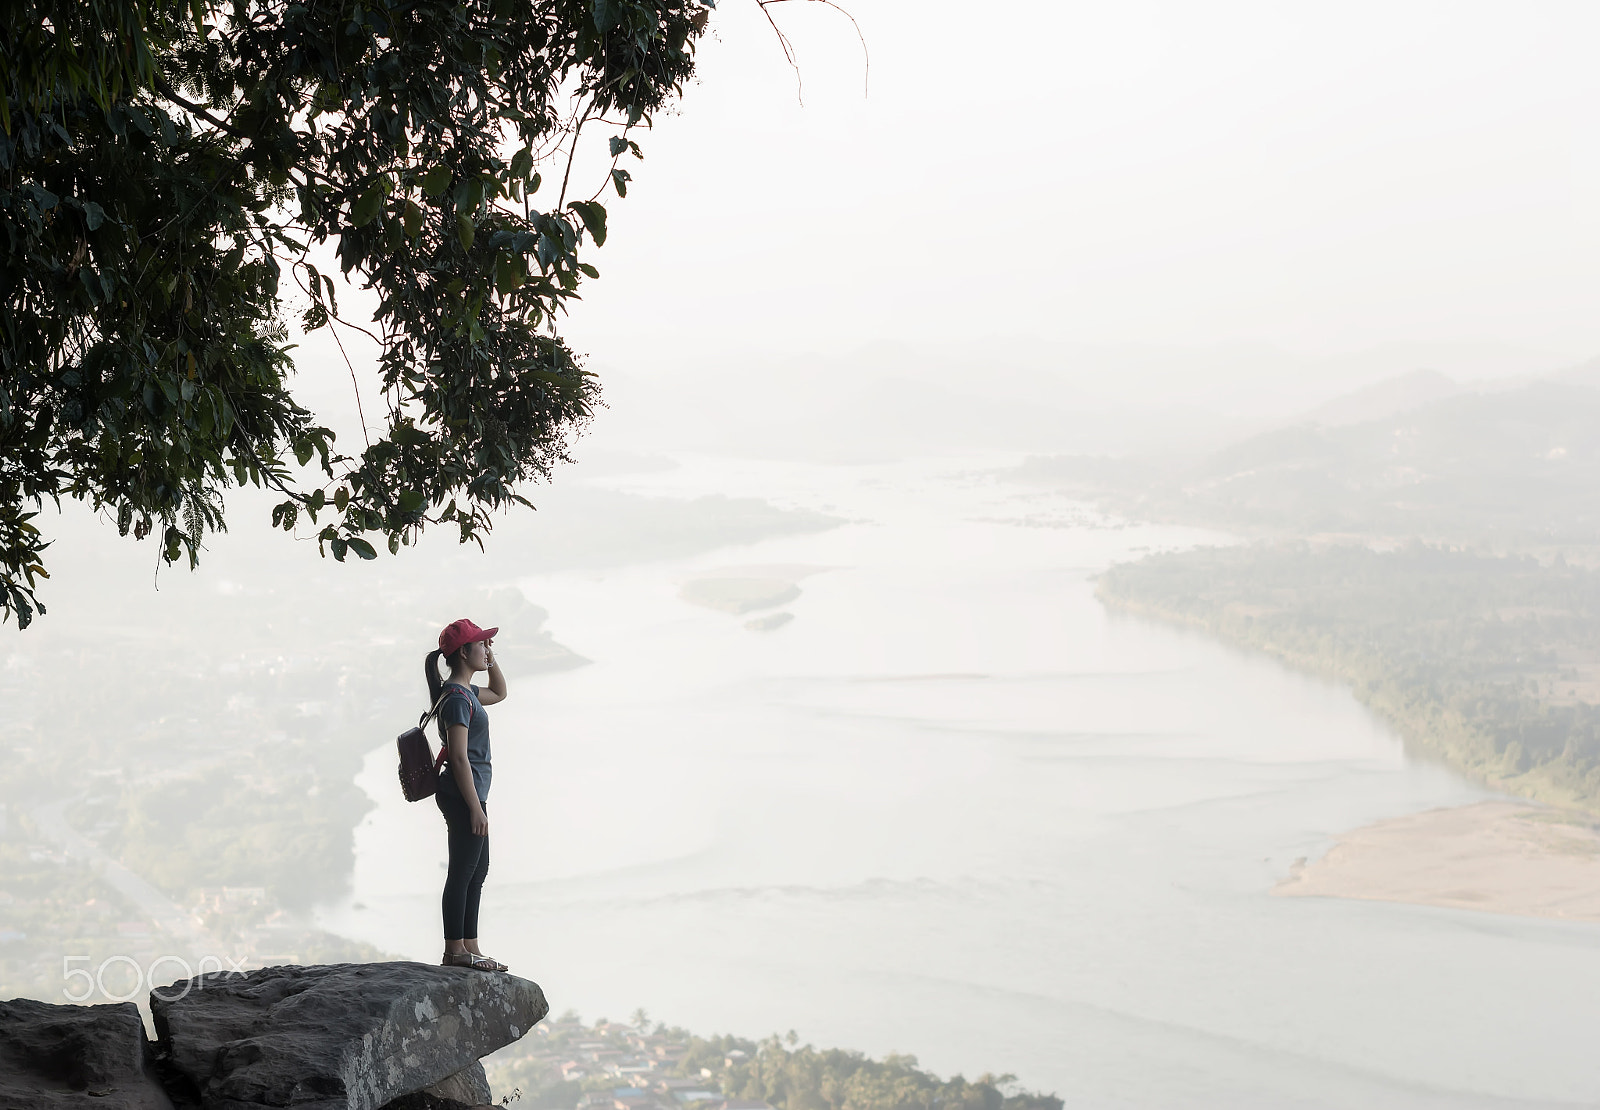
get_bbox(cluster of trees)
[486,1018,1062,1110]
[2,0,712,626]
[693,1034,1063,1110]
[1099,542,1600,809]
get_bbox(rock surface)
[0,997,174,1110]
[419,1061,491,1106]
[377,1091,481,1110]
[150,963,546,1110]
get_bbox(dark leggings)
[436,784,489,941]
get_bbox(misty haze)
[6,3,1600,1109]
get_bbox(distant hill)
[1551,356,1600,391]
[1021,379,1600,546]
[1297,369,1461,427]
[1180,381,1600,541]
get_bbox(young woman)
[425,617,508,972]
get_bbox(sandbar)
[1274,800,1600,921]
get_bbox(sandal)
[441,952,503,972]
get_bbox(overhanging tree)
[0,0,712,627]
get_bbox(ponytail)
[424,649,445,706]
[424,646,464,741]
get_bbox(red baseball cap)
[439,618,497,655]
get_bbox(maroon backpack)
[396,685,473,802]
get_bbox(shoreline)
[1274,800,1600,922]
[1098,590,1600,815]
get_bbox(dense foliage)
[1100,543,1600,810]
[485,1015,1063,1110]
[1,0,710,626]
[691,1035,1063,1110]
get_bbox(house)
[577,1041,613,1060]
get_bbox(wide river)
[320,455,1600,1108]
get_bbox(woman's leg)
[461,822,490,946]
[439,790,487,951]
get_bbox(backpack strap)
[420,684,476,727]
[429,684,476,772]
[442,682,476,722]
[417,688,453,729]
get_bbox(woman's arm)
[479,643,508,705]
[447,722,488,836]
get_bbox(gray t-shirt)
[438,682,491,804]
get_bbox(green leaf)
[569,201,607,247]
[578,262,599,279]
[399,489,425,512]
[495,253,523,294]
[403,199,423,239]
[421,165,452,197]
[510,147,533,179]
[460,178,486,214]
[347,537,378,560]
[611,167,630,198]
[392,422,430,447]
[609,136,627,157]
[330,536,348,561]
[352,184,384,227]
[83,201,106,230]
[456,212,475,251]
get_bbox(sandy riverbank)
[1275,800,1600,921]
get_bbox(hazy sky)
[284,0,1600,457]
[554,0,1600,365]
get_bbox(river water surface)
[319,456,1600,1108]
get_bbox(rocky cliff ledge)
[0,962,548,1110]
